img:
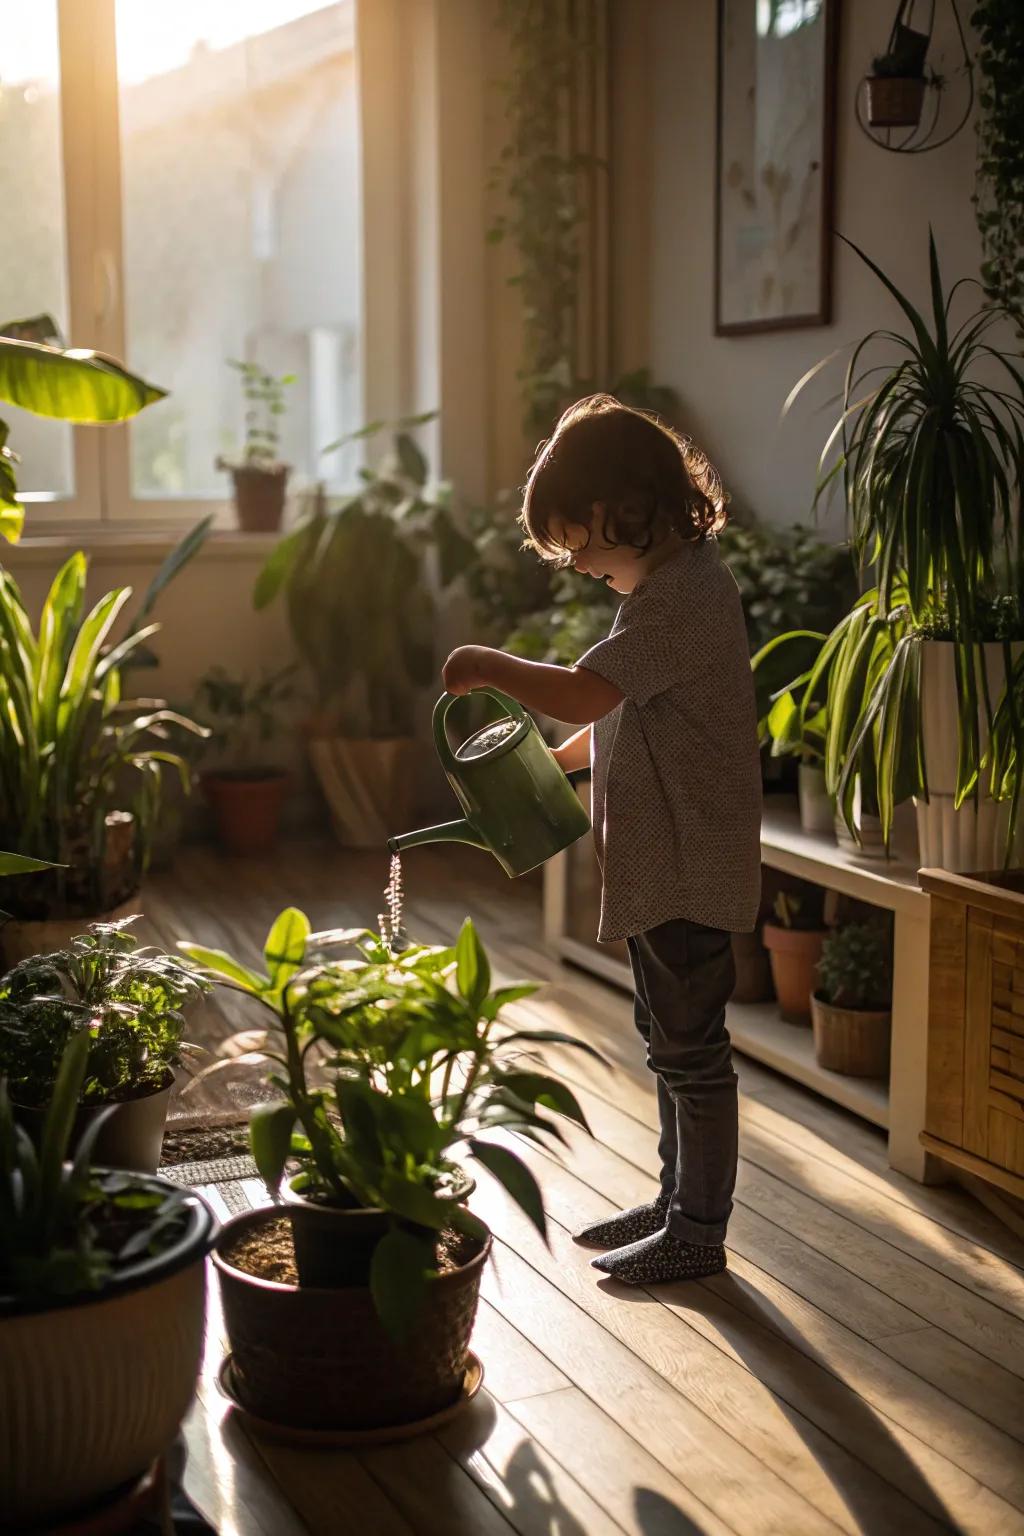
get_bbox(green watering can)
[388,689,591,877]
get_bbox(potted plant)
[865,3,930,127]
[0,1031,215,1528]
[0,919,209,1170]
[752,628,833,834]
[812,922,893,1077]
[193,664,297,856]
[180,907,600,1433]
[763,885,828,1024]
[0,556,208,964]
[786,237,1024,870]
[217,359,295,533]
[255,428,453,846]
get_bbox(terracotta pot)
[201,770,290,856]
[811,994,891,1078]
[866,75,926,128]
[731,929,774,1005]
[213,1206,490,1432]
[762,924,826,1023]
[0,898,140,968]
[0,1181,215,1530]
[229,464,289,533]
[308,736,417,848]
[14,1073,174,1174]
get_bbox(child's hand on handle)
[442,645,494,696]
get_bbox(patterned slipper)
[590,1227,726,1284]
[573,1192,671,1250]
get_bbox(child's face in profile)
[550,509,668,596]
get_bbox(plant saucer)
[216,1351,484,1447]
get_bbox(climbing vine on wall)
[973,1,1024,322]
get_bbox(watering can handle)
[431,689,530,775]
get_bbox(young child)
[443,394,762,1284]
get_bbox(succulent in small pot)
[182,906,602,1432]
[0,1032,216,1528]
[762,886,828,1024]
[0,919,209,1170]
[193,664,298,856]
[812,922,893,1077]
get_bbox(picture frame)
[715,0,839,336]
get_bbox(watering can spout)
[388,818,488,857]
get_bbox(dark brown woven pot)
[866,75,925,128]
[213,1208,491,1432]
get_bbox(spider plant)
[0,554,207,919]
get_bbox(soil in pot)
[763,924,826,1023]
[214,1208,490,1432]
[202,769,290,856]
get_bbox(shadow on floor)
[598,1269,956,1533]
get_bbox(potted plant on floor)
[763,885,828,1024]
[0,919,209,1170]
[254,426,453,846]
[0,1031,216,1528]
[217,360,295,533]
[0,555,208,964]
[193,664,298,856]
[812,921,894,1078]
[784,236,1024,868]
[180,907,601,1433]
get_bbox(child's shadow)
[597,1268,957,1531]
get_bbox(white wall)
[642,0,982,527]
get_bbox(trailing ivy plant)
[972,0,1024,324]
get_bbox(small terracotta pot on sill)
[222,461,290,533]
[762,923,826,1023]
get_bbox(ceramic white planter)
[916,641,1021,873]
[798,763,834,835]
[308,736,417,848]
[0,1183,214,1528]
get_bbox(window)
[3,0,363,528]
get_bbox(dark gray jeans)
[627,918,738,1246]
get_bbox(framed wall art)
[715,0,839,335]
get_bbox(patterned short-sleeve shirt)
[577,538,762,943]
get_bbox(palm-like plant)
[0,555,207,918]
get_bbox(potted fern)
[0,1032,215,1528]
[0,920,208,1170]
[181,907,600,1434]
[812,922,893,1077]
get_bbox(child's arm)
[552,725,592,774]
[442,645,622,725]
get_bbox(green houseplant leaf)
[0,337,166,422]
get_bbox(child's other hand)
[443,645,490,696]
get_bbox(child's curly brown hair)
[519,394,727,567]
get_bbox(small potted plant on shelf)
[0,1031,216,1529]
[812,922,893,1078]
[255,424,457,847]
[0,555,208,965]
[194,664,297,856]
[752,629,832,835]
[866,10,930,129]
[763,885,828,1024]
[217,359,295,533]
[180,906,600,1434]
[0,919,209,1170]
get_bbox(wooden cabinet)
[921,870,1024,1198]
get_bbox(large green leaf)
[0,337,166,422]
[0,850,57,875]
[263,908,311,992]
[455,918,490,1014]
[370,1226,436,1340]
[469,1138,547,1241]
[250,1101,296,1195]
[176,943,266,993]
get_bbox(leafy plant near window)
[0,313,166,541]
[254,428,452,738]
[0,555,208,919]
[972,0,1024,324]
[0,920,208,1108]
[193,665,298,773]
[181,909,601,1333]
[221,359,295,470]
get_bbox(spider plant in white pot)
[787,234,1024,869]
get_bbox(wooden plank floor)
[139,842,1024,1536]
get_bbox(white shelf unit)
[544,798,935,1181]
